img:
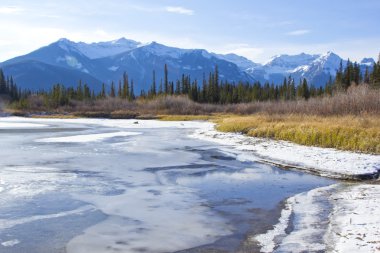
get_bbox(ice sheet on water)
[0,116,211,129]
[0,205,95,230]
[0,166,77,203]
[1,239,20,247]
[68,185,231,253]
[0,118,233,252]
[37,131,142,143]
[0,122,48,128]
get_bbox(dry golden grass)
[216,114,380,154]
[158,114,225,121]
[6,85,380,154]
[30,114,78,119]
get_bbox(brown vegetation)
[216,115,380,154]
[9,84,380,117]
[6,84,380,154]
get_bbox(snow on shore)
[253,185,335,252]
[190,125,380,179]
[326,184,380,253]
[253,184,380,253]
[190,123,380,252]
[1,116,379,252]
[2,116,379,178]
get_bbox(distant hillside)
[0,38,375,92]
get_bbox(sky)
[0,0,379,63]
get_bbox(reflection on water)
[0,118,334,253]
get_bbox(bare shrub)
[11,84,380,116]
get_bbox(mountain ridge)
[0,38,375,91]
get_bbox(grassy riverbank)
[6,111,380,154]
[3,85,380,154]
[215,115,380,154]
[160,114,380,154]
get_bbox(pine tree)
[101,83,106,98]
[110,81,115,97]
[164,64,168,95]
[118,80,122,98]
[130,80,135,100]
[122,72,129,99]
[371,62,380,88]
[159,79,163,95]
[76,80,84,100]
[301,78,310,100]
[335,60,344,90]
[364,67,370,84]
[151,70,157,96]
[175,80,180,95]
[83,84,91,99]
[0,69,7,94]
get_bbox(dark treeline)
[2,56,380,109]
[141,59,380,104]
[143,65,323,103]
[0,69,23,101]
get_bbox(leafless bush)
[230,84,380,116]
[12,84,380,116]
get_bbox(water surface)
[0,118,334,252]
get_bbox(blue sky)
[0,0,379,63]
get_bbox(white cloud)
[165,6,194,15]
[286,29,311,36]
[0,6,24,14]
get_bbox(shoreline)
[1,114,379,180]
[189,123,380,181]
[187,121,379,252]
[3,111,380,155]
[252,183,380,253]
[0,116,379,252]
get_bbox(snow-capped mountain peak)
[1,37,376,91]
[55,38,78,52]
[361,58,375,66]
[310,52,344,75]
[265,53,319,68]
[213,53,260,70]
[141,42,191,59]
[73,38,141,59]
[110,37,133,44]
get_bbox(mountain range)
[0,38,375,92]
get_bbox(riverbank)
[0,116,379,252]
[190,121,380,180]
[4,111,380,155]
[2,115,379,179]
[187,119,380,252]
[252,183,380,253]
[0,116,335,253]
[215,114,380,154]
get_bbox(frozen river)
[0,117,334,253]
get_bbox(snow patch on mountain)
[264,53,319,69]
[57,37,142,59]
[56,55,83,70]
[108,66,119,72]
[361,58,375,66]
[141,42,191,59]
[1,37,377,90]
[214,53,260,70]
